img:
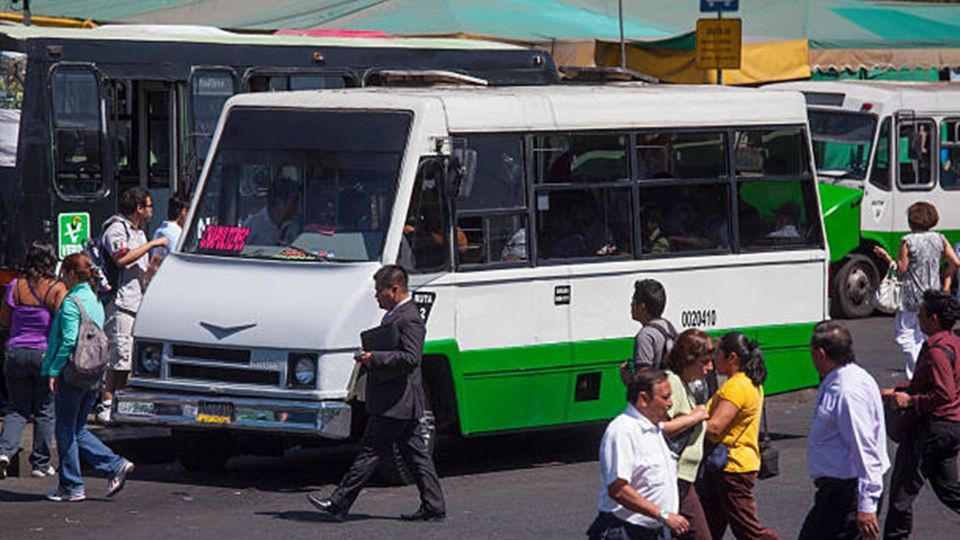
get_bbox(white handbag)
[873,263,901,314]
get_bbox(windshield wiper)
[277,241,328,261]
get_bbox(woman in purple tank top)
[0,242,66,478]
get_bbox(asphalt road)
[1,316,959,539]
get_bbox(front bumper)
[113,389,352,439]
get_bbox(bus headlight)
[136,341,162,376]
[288,354,317,388]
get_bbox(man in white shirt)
[151,195,188,260]
[588,370,690,540]
[799,321,890,540]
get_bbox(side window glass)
[456,135,527,266]
[190,70,236,168]
[401,158,448,273]
[734,128,821,251]
[51,66,105,197]
[870,118,891,191]
[940,118,960,190]
[896,119,935,189]
[637,131,730,255]
[534,134,631,261]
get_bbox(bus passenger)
[701,332,780,540]
[661,329,714,540]
[244,176,301,246]
[501,227,527,262]
[767,202,802,240]
[873,202,960,379]
[640,206,670,254]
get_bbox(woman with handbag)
[700,332,779,540]
[40,253,134,502]
[0,242,66,478]
[661,329,714,540]
[874,202,960,379]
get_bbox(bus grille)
[169,364,280,386]
[171,344,251,364]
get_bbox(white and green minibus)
[113,84,829,471]
[768,81,960,318]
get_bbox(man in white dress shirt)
[799,321,890,540]
[588,370,690,540]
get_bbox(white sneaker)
[106,459,134,497]
[46,488,86,502]
[95,401,113,424]
[31,465,57,478]
[0,454,9,479]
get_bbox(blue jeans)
[54,378,123,495]
[0,347,55,468]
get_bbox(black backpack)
[84,216,128,304]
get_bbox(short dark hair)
[633,279,666,318]
[168,195,189,220]
[267,176,300,206]
[922,289,960,330]
[119,186,151,216]
[811,320,855,365]
[907,202,939,231]
[374,264,408,292]
[626,369,668,405]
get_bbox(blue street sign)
[700,0,739,12]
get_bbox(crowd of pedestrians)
[591,270,960,539]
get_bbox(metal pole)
[716,12,722,85]
[619,0,626,69]
[23,0,32,26]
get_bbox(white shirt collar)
[623,404,660,433]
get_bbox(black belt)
[813,477,857,489]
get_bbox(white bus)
[114,84,828,470]
[767,81,960,318]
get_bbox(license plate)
[197,401,234,424]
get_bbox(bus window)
[870,118,892,191]
[455,134,527,266]
[246,73,348,92]
[896,118,935,189]
[108,81,136,180]
[807,110,876,180]
[734,128,821,250]
[51,66,105,198]
[146,89,171,188]
[402,158,449,273]
[940,118,960,190]
[636,131,730,254]
[533,134,631,261]
[0,51,24,167]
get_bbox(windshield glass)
[808,110,877,180]
[182,107,411,262]
[0,51,25,167]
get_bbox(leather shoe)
[306,494,346,521]
[400,507,446,522]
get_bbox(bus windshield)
[0,52,25,167]
[181,107,411,262]
[808,110,877,181]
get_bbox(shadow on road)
[0,489,47,503]
[107,423,607,493]
[256,510,396,523]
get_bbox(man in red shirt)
[883,289,960,539]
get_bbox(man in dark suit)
[307,265,446,521]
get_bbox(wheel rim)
[845,264,873,306]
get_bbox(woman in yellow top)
[701,332,780,540]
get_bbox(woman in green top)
[41,253,134,502]
[661,329,713,540]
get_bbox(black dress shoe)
[400,507,446,522]
[306,494,347,521]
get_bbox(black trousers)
[329,414,445,514]
[798,478,867,540]
[883,419,960,539]
[586,512,665,540]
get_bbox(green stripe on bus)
[424,322,819,436]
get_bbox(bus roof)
[0,23,522,51]
[767,81,960,114]
[221,84,810,132]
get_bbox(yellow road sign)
[695,18,742,70]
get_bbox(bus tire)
[833,254,879,319]
[172,429,233,472]
[375,408,438,486]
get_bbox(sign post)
[57,212,90,259]
[698,0,741,84]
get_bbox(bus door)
[49,64,112,259]
[893,112,937,232]
[863,116,894,239]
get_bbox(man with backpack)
[95,187,167,423]
[620,279,678,383]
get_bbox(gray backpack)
[62,297,109,390]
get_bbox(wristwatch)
[658,509,671,524]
